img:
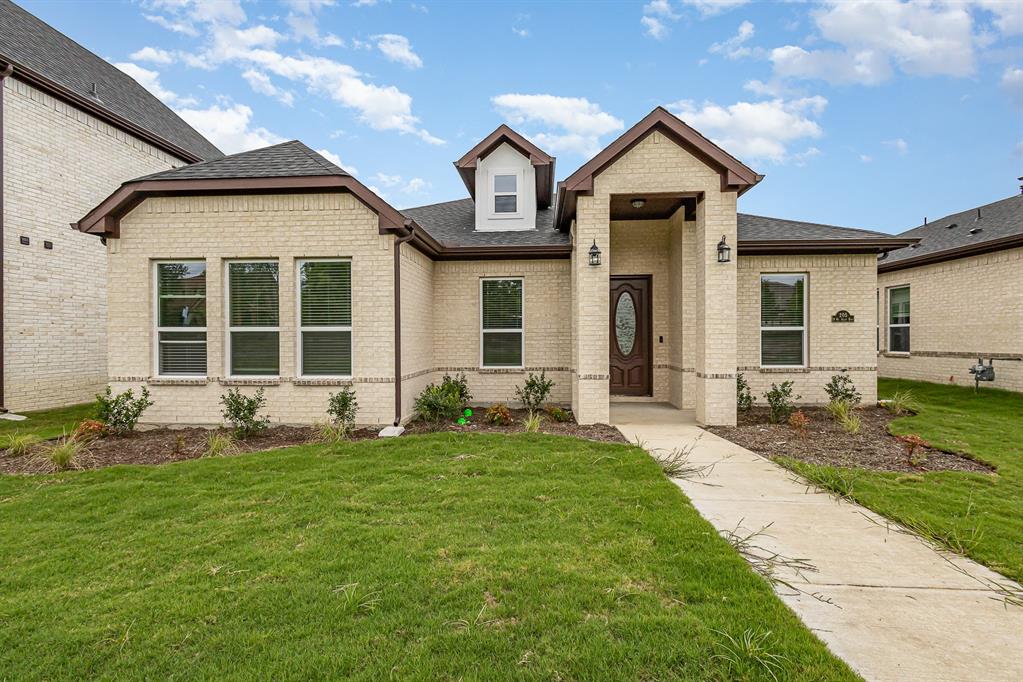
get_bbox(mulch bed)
[0,408,625,475]
[706,406,993,474]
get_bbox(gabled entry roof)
[454,124,556,209]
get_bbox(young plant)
[825,399,861,434]
[711,628,789,682]
[736,373,756,412]
[1,432,41,457]
[788,410,810,437]
[522,411,542,433]
[326,387,359,438]
[823,373,861,406]
[415,383,462,423]
[440,373,472,407]
[204,431,238,458]
[485,403,512,426]
[73,419,107,442]
[515,371,554,414]
[39,435,82,472]
[884,390,920,416]
[763,381,800,424]
[897,433,929,467]
[840,412,862,435]
[219,388,270,439]
[95,386,154,435]
[544,404,571,423]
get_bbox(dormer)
[454,125,555,231]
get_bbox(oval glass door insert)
[615,291,637,355]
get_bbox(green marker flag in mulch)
[464,409,473,417]
[457,417,467,425]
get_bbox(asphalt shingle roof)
[0,0,222,161]
[401,198,567,247]
[736,214,893,241]
[882,194,1023,265]
[135,141,347,181]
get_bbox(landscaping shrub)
[220,388,270,439]
[788,410,810,437]
[440,372,472,407]
[40,436,82,472]
[824,373,861,406]
[736,373,756,411]
[1,432,41,457]
[544,404,571,423]
[415,383,462,423]
[326,387,359,437]
[485,403,512,426]
[763,381,800,424]
[841,412,862,435]
[897,433,929,467]
[73,419,107,442]
[515,371,554,414]
[95,386,153,435]
[204,431,238,458]
[826,400,861,434]
[523,411,542,433]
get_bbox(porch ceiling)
[609,193,697,222]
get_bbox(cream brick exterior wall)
[3,77,187,410]
[877,246,1023,392]
[737,254,879,405]
[398,242,434,420]
[107,193,397,425]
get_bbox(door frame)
[609,274,653,396]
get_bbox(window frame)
[225,259,281,379]
[759,272,808,369]
[487,168,523,220]
[479,276,525,370]
[887,285,911,354]
[152,259,208,378]
[295,258,353,379]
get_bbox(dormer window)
[493,174,518,214]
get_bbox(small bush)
[841,413,862,435]
[824,373,861,406]
[544,404,571,423]
[172,433,186,455]
[788,410,810,437]
[95,386,153,435]
[204,431,238,458]
[884,390,920,416]
[736,373,756,411]
[415,383,462,423]
[440,373,472,407]
[523,411,542,433]
[40,436,82,472]
[1,432,41,457]
[515,371,554,414]
[763,381,800,424]
[326,387,359,438]
[897,433,929,467]
[485,403,512,426]
[220,388,270,439]
[825,400,862,434]
[73,419,107,442]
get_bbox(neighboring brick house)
[877,194,1023,392]
[0,0,221,411]
[75,108,912,427]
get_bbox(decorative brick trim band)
[738,366,876,373]
[879,351,1023,360]
[696,372,736,379]
[147,378,211,386]
[219,378,282,387]
[578,374,611,381]
[654,364,694,373]
[291,378,355,387]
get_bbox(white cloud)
[883,138,909,155]
[667,96,827,163]
[770,45,893,85]
[242,69,295,106]
[682,0,750,17]
[284,0,337,12]
[709,20,758,60]
[974,0,1023,36]
[372,34,423,69]
[1001,66,1023,108]
[352,0,378,7]
[369,173,428,194]
[130,46,175,64]
[176,102,285,153]
[644,0,681,20]
[114,62,196,107]
[491,93,624,157]
[742,79,795,98]
[641,16,670,40]
[513,27,530,38]
[144,13,199,36]
[315,148,357,174]
[860,154,873,163]
[403,177,429,194]
[284,0,343,46]
[371,172,403,187]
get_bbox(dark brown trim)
[0,57,207,164]
[738,237,917,255]
[393,225,415,426]
[0,62,12,410]
[556,107,764,231]
[877,234,1023,272]
[453,124,555,209]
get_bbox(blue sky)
[25,0,1023,233]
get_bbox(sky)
[23,0,1023,234]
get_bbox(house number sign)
[831,310,855,323]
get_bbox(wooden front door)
[609,276,652,396]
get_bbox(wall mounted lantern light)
[716,235,731,263]
[589,240,602,266]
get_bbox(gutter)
[0,62,13,411]
[878,234,1023,273]
[737,237,917,255]
[392,222,416,426]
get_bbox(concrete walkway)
[612,403,1023,682]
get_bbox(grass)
[0,432,856,680]
[781,378,1023,582]
[0,402,95,441]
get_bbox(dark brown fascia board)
[73,175,412,238]
[739,237,918,256]
[399,225,570,261]
[877,233,1023,272]
[453,124,555,208]
[0,57,208,164]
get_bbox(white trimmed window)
[481,278,523,368]
[227,261,280,376]
[155,261,207,376]
[298,259,352,376]
[888,286,910,353]
[492,172,519,215]
[760,273,807,367]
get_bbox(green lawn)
[782,378,1023,582]
[0,402,95,441]
[0,432,855,680]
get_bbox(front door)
[609,276,651,396]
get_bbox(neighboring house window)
[155,261,207,376]
[888,286,910,353]
[481,278,523,367]
[760,273,806,367]
[298,259,352,376]
[228,261,280,376]
[493,173,518,215]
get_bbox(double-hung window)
[155,261,207,376]
[492,172,518,215]
[888,286,910,353]
[227,261,280,376]
[481,278,523,368]
[760,273,806,367]
[298,259,352,376]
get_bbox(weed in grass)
[204,432,238,458]
[332,582,381,615]
[720,521,832,606]
[523,411,542,433]
[883,390,920,415]
[448,603,497,631]
[1,432,41,457]
[711,628,789,682]
[654,435,718,482]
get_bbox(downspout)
[393,222,415,426]
[0,62,14,412]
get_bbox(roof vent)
[87,82,102,103]
[946,222,957,229]
[910,243,920,248]
[969,227,983,235]
[976,207,982,220]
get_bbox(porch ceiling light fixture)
[588,239,602,266]
[716,235,731,263]
[630,198,646,209]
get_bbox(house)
[74,107,913,427]
[0,0,221,412]
[877,193,1023,392]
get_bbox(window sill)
[758,367,810,373]
[882,352,911,358]
[479,366,526,373]
[292,377,354,386]
[219,377,281,386]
